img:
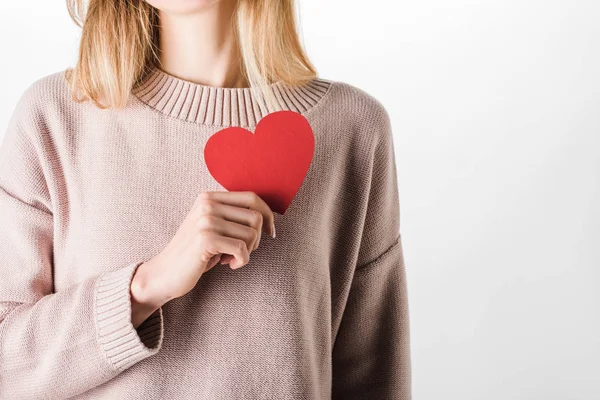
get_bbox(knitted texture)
[0,66,411,399]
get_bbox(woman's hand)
[129,191,275,327]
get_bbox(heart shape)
[204,110,315,215]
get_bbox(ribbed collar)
[131,66,332,127]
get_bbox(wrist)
[131,260,169,310]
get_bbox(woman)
[0,0,411,399]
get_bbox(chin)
[145,0,225,14]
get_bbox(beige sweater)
[0,66,411,399]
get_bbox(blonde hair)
[65,0,318,110]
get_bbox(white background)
[1,1,599,399]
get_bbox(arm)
[331,235,411,399]
[331,105,411,399]
[0,87,164,399]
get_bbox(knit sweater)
[0,66,411,399]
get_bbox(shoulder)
[309,77,393,147]
[21,69,69,95]
[7,69,85,143]
[3,69,69,142]
[12,69,71,118]
[324,79,389,117]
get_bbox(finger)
[206,254,221,271]
[199,215,258,254]
[208,233,250,270]
[219,253,234,264]
[199,201,264,250]
[200,191,275,237]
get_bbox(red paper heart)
[204,110,315,215]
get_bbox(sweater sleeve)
[331,105,412,399]
[0,86,164,399]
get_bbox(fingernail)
[272,222,276,238]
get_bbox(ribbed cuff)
[94,261,164,372]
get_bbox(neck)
[156,0,247,89]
